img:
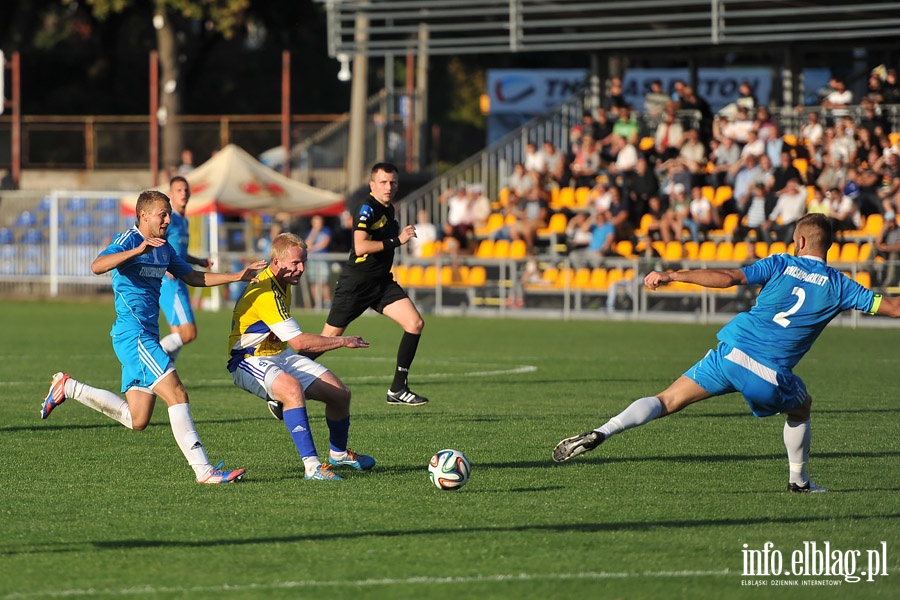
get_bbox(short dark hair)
[371,162,399,177]
[169,175,188,187]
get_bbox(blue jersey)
[99,226,193,336]
[718,254,875,370]
[166,211,190,260]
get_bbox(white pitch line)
[0,365,538,387]
[2,570,733,598]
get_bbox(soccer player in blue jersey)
[553,213,900,492]
[159,176,211,361]
[228,232,375,481]
[41,190,267,484]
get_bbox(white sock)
[598,396,664,438]
[302,456,322,477]
[167,403,212,480]
[66,378,133,429]
[784,419,811,486]
[160,333,184,361]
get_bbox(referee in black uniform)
[321,162,428,406]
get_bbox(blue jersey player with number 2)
[553,213,900,492]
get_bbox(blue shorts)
[684,342,808,417]
[160,276,195,327]
[111,328,174,393]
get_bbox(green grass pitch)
[1,300,897,599]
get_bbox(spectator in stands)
[873,151,900,212]
[593,108,615,146]
[659,183,693,243]
[806,186,829,215]
[826,186,861,239]
[858,98,891,143]
[822,77,853,125]
[607,77,629,118]
[468,184,492,233]
[678,85,714,145]
[733,182,771,244]
[507,258,546,309]
[627,156,659,225]
[506,162,536,204]
[569,210,617,268]
[329,211,354,254]
[708,136,741,187]
[409,209,438,259]
[772,150,803,193]
[716,105,755,145]
[643,79,671,119]
[815,153,847,193]
[524,141,545,175]
[659,128,707,188]
[831,119,858,165]
[569,135,601,188]
[687,184,716,242]
[580,110,602,141]
[541,140,566,188]
[653,107,684,164]
[882,68,900,104]
[612,106,640,145]
[177,148,195,174]
[756,154,776,192]
[765,123,792,167]
[799,110,824,149]
[606,134,639,183]
[754,106,778,141]
[874,209,900,287]
[740,129,766,159]
[440,184,475,255]
[508,187,550,254]
[304,214,333,309]
[731,153,762,210]
[605,185,633,242]
[639,195,668,245]
[671,79,687,103]
[565,212,594,266]
[762,178,808,244]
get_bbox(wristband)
[383,237,401,250]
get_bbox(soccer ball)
[428,448,470,490]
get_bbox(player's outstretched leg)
[41,372,71,419]
[552,431,605,462]
[386,387,428,406]
[197,461,246,484]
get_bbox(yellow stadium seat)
[393,265,408,287]
[864,214,884,237]
[701,186,715,203]
[782,133,798,147]
[683,240,699,260]
[715,241,734,261]
[498,187,510,207]
[826,243,839,262]
[769,241,787,255]
[636,213,655,236]
[468,265,487,286]
[721,213,739,234]
[475,239,494,258]
[732,243,749,261]
[509,239,528,259]
[754,241,769,259]
[890,132,900,147]
[792,158,808,177]
[839,243,859,263]
[553,268,575,288]
[606,268,624,288]
[590,268,608,290]
[407,265,424,287]
[423,265,438,286]
[475,212,505,238]
[616,240,634,258]
[664,241,683,261]
[855,271,872,289]
[537,212,568,237]
[418,240,437,258]
[555,187,576,209]
[713,186,733,206]
[575,187,592,209]
[492,239,510,258]
[639,136,655,151]
[858,243,872,262]
[574,268,592,289]
[698,240,717,260]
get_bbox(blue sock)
[327,416,350,453]
[284,407,317,458]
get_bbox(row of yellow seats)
[634,239,872,263]
[527,267,636,292]
[393,264,487,288]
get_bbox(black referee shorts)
[325,272,409,328]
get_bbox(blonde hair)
[270,232,307,260]
[134,190,170,224]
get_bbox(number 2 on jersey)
[773,286,806,327]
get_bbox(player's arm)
[180,260,267,287]
[287,332,370,354]
[186,254,212,268]
[352,226,416,256]
[91,237,165,274]
[645,267,747,290]
[871,294,900,318]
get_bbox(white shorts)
[231,349,329,400]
